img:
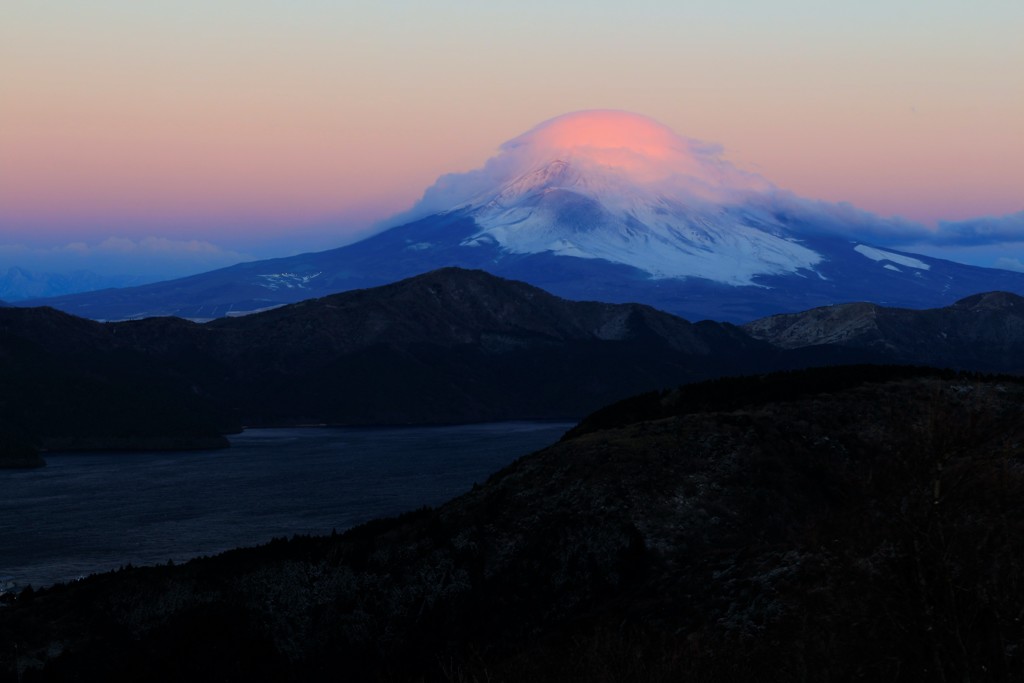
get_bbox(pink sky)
[1,1,1021,276]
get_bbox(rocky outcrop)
[743,300,885,349]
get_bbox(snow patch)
[256,272,322,291]
[854,245,931,271]
[883,264,901,272]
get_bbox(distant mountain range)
[5,365,1023,680]
[5,268,1024,468]
[21,111,1024,322]
[0,266,144,301]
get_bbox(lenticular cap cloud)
[393,109,1024,258]
[397,110,932,244]
[405,110,774,220]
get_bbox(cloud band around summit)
[399,110,1023,260]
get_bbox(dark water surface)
[0,422,571,589]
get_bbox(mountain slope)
[107,268,776,425]
[454,157,821,283]
[26,209,1024,324]
[0,306,233,457]
[23,111,1024,323]
[10,267,1024,464]
[5,366,1023,681]
[1,269,777,456]
[745,290,1024,373]
[10,269,1024,461]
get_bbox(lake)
[0,422,571,590]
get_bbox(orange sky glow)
[0,1,1020,276]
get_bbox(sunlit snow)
[461,157,821,284]
[854,245,931,271]
[256,272,323,290]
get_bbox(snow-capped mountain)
[22,110,1024,322]
[457,159,822,284]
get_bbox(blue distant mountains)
[0,266,144,302]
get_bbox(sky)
[1,0,1022,281]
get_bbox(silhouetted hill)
[0,307,233,461]
[0,269,763,459]
[4,366,1023,681]
[190,277,1024,424]
[8,270,1024,463]
[186,268,774,424]
[745,291,1024,373]
[2,269,778,451]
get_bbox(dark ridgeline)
[6,267,1024,469]
[744,290,1024,373]
[0,307,234,468]
[0,267,774,466]
[188,266,772,425]
[3,366,1023,681]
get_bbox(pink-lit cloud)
[391,110,1024,276]
[398,111,928,243]
[403,110,773,221]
